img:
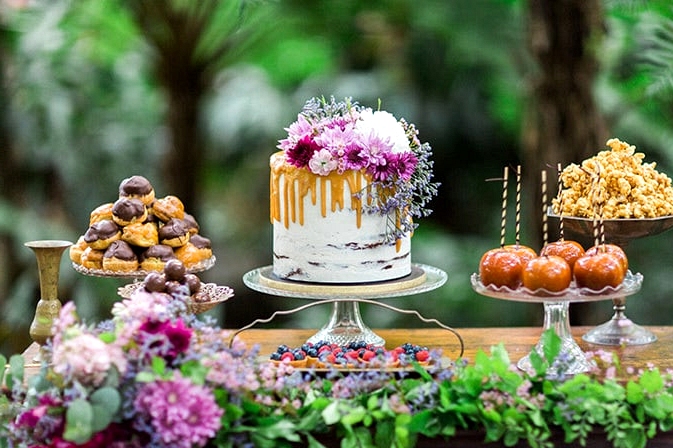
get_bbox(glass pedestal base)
[517,302,593,376]
[307,301,385,346]
[582,299,657,345]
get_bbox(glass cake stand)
[553,213,673,345]
[471,271,643,375]
[242,263,451,348]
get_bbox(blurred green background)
[3,0,673,357]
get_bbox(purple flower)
[138,318,192,362]
[277,114,313,151]
[314,123,357,158]
[286,135,320,168]
[134,376,223,448]
[391,151,418,181]
[358,129,394,168]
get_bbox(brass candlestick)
[25,240,72,361]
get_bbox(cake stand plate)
[471,271,643,375]
[243,264,447,346]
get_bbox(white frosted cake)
[271,97,438,284]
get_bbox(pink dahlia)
[134,376,223,448]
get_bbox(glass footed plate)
[117,281,234,314]
[470,270,642,303]
[72,255,216,279]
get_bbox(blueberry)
[276,344,290,354]
[270,352,281,361]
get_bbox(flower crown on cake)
[277,96,439,240]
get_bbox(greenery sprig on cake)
[277,96,439,241]
[2,281,673,447]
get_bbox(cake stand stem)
[307,300,385,346]
[517,301,592,375]
[582,297,657,345]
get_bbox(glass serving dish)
[471,271,643,375]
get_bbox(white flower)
[308,148,338,176]
[355,109,410,154]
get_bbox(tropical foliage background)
[2,0,673,357]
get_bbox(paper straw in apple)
[499,166,509,248]
[556,162,564,241]
[541,169,548,246]
[515,165,522,246]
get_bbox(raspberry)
[360,350,377,361]
[415,350,430,362]
[280,351,295,362]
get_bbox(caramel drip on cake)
[270,152,364,228]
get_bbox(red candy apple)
[574,251,626,290]
[479,247,526,289]
[522,255,572,293]
[585,244,628,273]
[539,240,585,274]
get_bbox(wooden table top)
[21,325,673,375]
[229,326,673,373]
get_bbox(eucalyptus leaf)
[89,387,121,432]
[63,399,93,445]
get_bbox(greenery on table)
[2,304,673,448]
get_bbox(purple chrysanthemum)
[314,124,356,158]
[391,151,418,181]
[358,129,394,168]
[134,376,223,448]
[367,153,397,181]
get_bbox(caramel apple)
[574,252,626,290]
[585,244,628,273]
[522,255,572,293]
[479,248,528,289]
[539,240,585,274]
[503,244,537,265]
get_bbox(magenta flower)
[138,318,192,362]
[134,376,223,448]
[391,151,418,181]
[285,135,319,168]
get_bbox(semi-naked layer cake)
[271,96,438,284]
[271,152,411,283]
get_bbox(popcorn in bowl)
[552,138,673,219]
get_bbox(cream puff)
[112,197,148,227]
[182,213,200,235]
[102,240,139,272]
[89,202,114,226]
[69,236,88,264]
[152,195,185,222]
[121,221,159,248]
[174,234,212,267]
[80,246,104,270]
[83,219,121,250]
[118,175,155,206]
[158,218,190,247]
[139,244,176,272]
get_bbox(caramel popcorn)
[551,138,673,218]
